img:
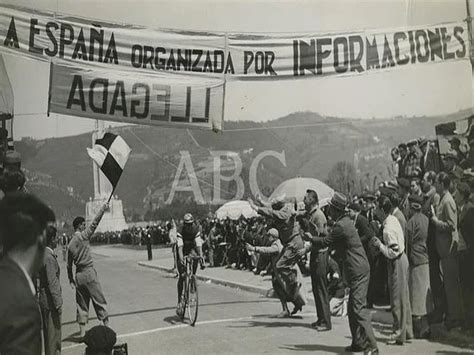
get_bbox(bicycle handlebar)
[184,255,203,261]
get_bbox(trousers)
[348,272,378,350]
[275,235,304,302]
[75,267,108,324]
[41,307,61,355]
[310,249,331,327]
[387,253,413,343]
[440,255,464,327]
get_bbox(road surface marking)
[62,312,316,351]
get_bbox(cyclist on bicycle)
[176,213,205,315]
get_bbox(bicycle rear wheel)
[187,275,199,326]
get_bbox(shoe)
[276,311,291,318]
[316,325,331,332]
[291,306,302,315]
[311,321,319,329]
[176,302,184,318]
[288,282,302,301]
[344,344,364,352]
[386,339,404,345]
[364,348,379,355]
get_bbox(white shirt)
[380,215,405,259]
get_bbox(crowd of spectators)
[353,131,474,339]
[90,225,170,246]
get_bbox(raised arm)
[254,241,282,255]
[81,203,108,240]
[256,206,292,221]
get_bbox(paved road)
[60,246,473,354]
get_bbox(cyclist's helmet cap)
[184,213,194,224]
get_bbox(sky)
[1,0,473,139]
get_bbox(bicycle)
[177,255,202,326]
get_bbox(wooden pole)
[467,0,473,67]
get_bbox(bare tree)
[327,161,357,197]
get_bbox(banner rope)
[123,126,235,197]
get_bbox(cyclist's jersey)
[177,223,203,255]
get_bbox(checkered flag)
[87,132,131,190]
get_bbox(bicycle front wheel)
[187,275,199,326]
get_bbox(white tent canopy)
[215,200,258,220]
[270,177,334,207]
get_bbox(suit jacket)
[433,191,459,259]
[0,256,41,355]
[399,196,411,223]
[305,206,328,253]
[354,213,375,247]
[39,247,62,312]
[421,148,440,174]
[459,201,474,249]
[313,215,369,285]
[406,212,429,266]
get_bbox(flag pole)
[107,190,114,204]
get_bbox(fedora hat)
[328,192,348,211]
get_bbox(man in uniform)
[300,189,331,331]
[68,202,109,338]
[311,192,378,354]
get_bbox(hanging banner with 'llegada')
[0,3,469,81]
[48,63,225,130]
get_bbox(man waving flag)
[87,132,131,191]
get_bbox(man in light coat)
[431,172,464,330]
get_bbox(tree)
[327,161,357,197]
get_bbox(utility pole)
[467,0,474,67]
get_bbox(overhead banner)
[0,3,469,81]
[48,63,225,130]
[0,54,14,119]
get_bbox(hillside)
[15,109,471,222]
